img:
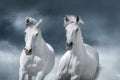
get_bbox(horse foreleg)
[28,74,32,80]
[71,75,79,80]
[36,72,44,80]
[19,69,26,80]
[56,71,63,80]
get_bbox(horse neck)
[72,27,86,56]
[35,30,45,51]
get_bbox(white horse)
[19,17,55,80]
[56,15,100,80]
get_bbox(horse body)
[57,15,100,80]
[57,44,99,80]
[19,17,55,80]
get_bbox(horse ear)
[64,16,70,27]
[76,16,84,24]
[65,16,70,22]
[76,16,79,23]
[80,18,84,24]
[26,18,29,23]
[36,19,42,28]
[25,17,30,27]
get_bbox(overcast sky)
[0,0,120,80]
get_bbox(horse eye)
[36,33,38,36]
[76,28,78,32]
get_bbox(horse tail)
[94,65,101,80]
[95,51,99,65]
[94,51,101,80]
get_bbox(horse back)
[84,43,99,64]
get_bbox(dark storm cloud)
[41,16,66,51]
[1,0,120,17]
[1,0,120,15]
[0,0,120,48]
[0,18,24,48]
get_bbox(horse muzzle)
[66,42,73,50]
[24,48,32,55]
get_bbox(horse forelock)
[25,27,30,33]
[64,15,79,28]
[65,22,79,31]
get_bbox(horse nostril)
[29,49,32,53]
[69,42,73,47]
[24,48,32,53]
[66,42,73,47]
[66,42,73,50]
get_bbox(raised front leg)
[36,72,44,80]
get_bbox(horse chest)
[26,56,43,75]
[68,56,80,74]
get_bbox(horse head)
[24,17,42,55]
[64,15,84,50]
